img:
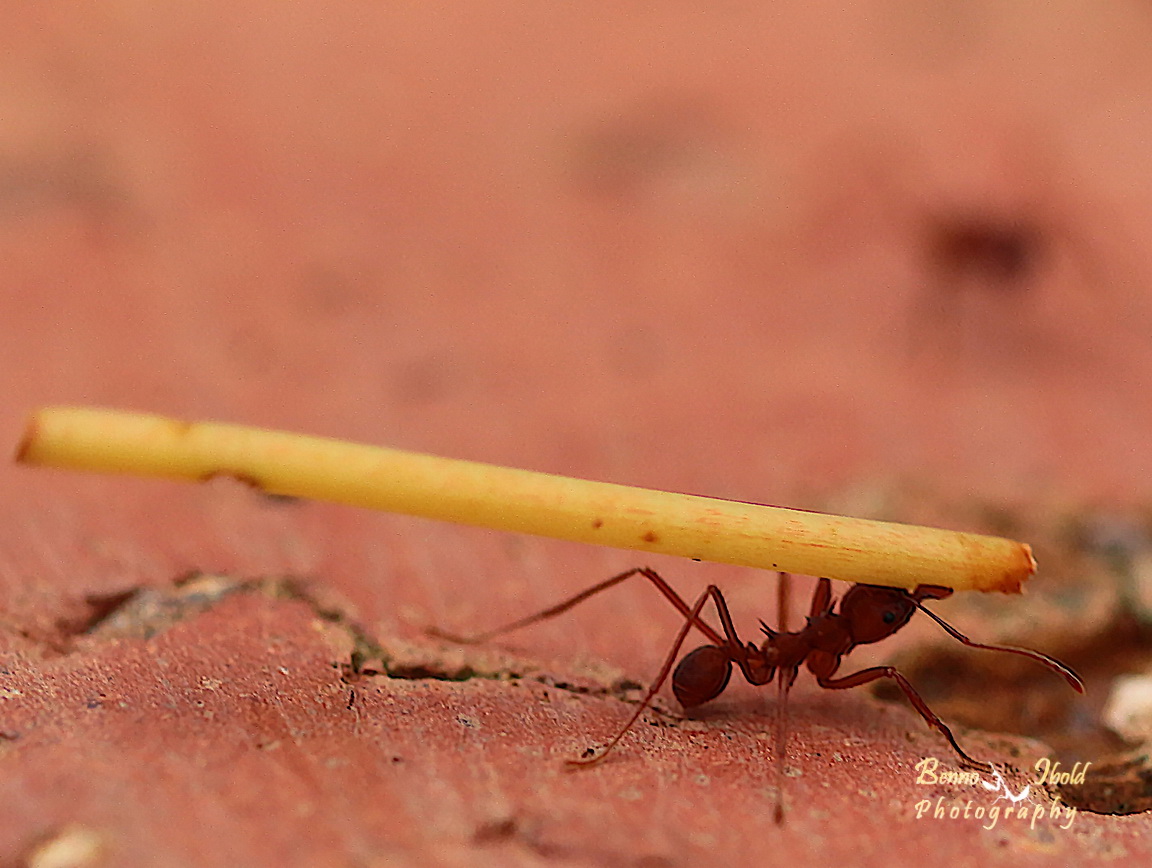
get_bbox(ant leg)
[777,571,791,634]
[817,666,995,772]
[772,671,790,825]
[429,567,726,647]
[808,577,833,618]
[570,582,748,767]
[432,568,762,765]
[766,577,831,640]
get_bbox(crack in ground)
[1052,754,1152,816]
[9,566,1143,816]
[12,572,652,711]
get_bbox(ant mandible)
[435,567,1084,772]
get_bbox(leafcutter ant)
[434,568,1083,798]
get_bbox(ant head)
[838,584,920,645]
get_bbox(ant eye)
[843,588,915,645]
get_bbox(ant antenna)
[911,599,1084,693]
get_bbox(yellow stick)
[15,406,1035,593]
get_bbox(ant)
[435,568,1083,778]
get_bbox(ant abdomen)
[672,644,732,707]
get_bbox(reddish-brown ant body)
[436,567,1083,775]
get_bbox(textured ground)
[4,4,1152,867]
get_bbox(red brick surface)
[3,5,1151,866]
